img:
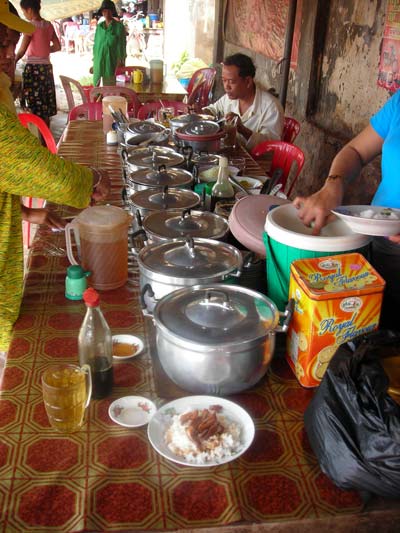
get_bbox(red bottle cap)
[83,287,100,307]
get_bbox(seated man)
[203,53,284,151]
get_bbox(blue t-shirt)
[370,90,400,207]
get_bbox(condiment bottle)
[78,288,113,399]
[210,156,235,212]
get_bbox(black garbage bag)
[304,330,400,499]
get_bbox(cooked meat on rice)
[165,406,242,464]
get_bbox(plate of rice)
[147,396,255,467]
[331,205,400,236]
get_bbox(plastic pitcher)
[65,206,131,290]
[102,95,128,133]
[133,69,143,84]
[150,60,164,84]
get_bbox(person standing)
[203,53,284,151]
[15,0,60,127]
[91,0,126,86]
[0,1,110,356]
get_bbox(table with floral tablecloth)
[0,121,398,533]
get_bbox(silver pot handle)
[275,298,294,333]
[129,228,148,255]
[140,283,157,316]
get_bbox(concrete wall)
[221,0,390,203]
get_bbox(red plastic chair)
[282,116,300,143]
[59,75,89,112]
[18,113,57,247]
[89,86,141,117]
[136,100,189,120]
[69,102,103,121]
[18,113,57,154]
[187,68,216,111]
[251,140,305,198]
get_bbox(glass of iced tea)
[223,122,237,149]
[42,364,92,433]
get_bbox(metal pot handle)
[140,283,157,316]
[121,148,128,163]
[275,298,294,333]
[204,289,234,310]
[129,228,148,255]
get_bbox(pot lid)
[153,284,279,345]
[126,146,184,168]
[170,113,213,126]
[143,209,228,240]
[139,237,242,278]
[130,187,200,211]
[127,167,193,188]
[191,153,220,165]
[180,120,220,136]
[127,121,164,135]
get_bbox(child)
[16,0,61,126]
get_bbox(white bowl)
[112,334,144,360]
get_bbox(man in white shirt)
[203,53,284,151]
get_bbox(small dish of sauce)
[112,334,144,360]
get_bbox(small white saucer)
[108,396,156,428]
[112,334,144,360]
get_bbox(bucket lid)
[265,204,371,252]
[290,252,385,300]
[153,284,279,346]
[229,195,289,257]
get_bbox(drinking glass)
[224,122,237,149]
[157,106,174,126]
[42,364,92,433]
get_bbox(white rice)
[165,410,242,465]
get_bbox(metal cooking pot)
[152,284,293,395]
[120,121,169,147]
[126,165,193,193]
[175,121,225,153]
[140,208,229,243]
[138,237,242,313]
[128,185,200,219]
[169,112,214,136]
[122,145,185,173]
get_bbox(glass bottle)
[210,156,235,212]
[78,288,113,399]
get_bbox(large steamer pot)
[152,284,293,395]
[169,112,215,136]
[122,146,185,173]
[126,165,193,193]
[175,120,225,153]
[129,186,200,219]
[141,209,229,243]
[138,237,242,312]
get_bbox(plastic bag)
[304,330,400,499]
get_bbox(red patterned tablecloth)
[0,122,397,532]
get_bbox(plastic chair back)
[136,100,189,120]
[115,65,146,77]
[69,102,103,121]
[282,116,300,143]
[251,140,305,197]
[89,86,141,117]
[187,68,216,111]
[18,113,57,154]
[60,75,88,112]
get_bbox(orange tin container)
[286,253,385,387]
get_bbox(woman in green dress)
[91,0,126,86]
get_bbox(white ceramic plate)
[112,334,144,360]
[147,395,255,467]
[331,205,400,236]
[109,396,156,428]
